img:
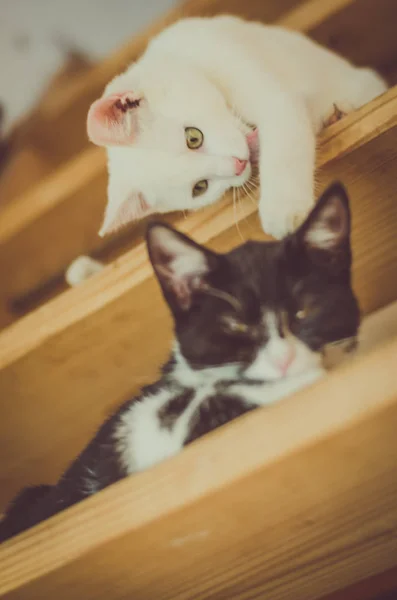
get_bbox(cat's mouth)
[247,128,259,165]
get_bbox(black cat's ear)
[298,182,351,259]
[146,222,220,311]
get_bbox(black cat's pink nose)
[272,346,296,375]
[234,158,248,176]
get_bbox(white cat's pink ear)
[99,192,152,236]
[146,224,219,311]
[87,93,142,147]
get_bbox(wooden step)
[1,0,397,325]
[1,331,397,600]
[0,85,396,508]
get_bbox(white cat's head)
[87,59,255,236]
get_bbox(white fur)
[228,367,325,407]
[114,387,186,473]
[94,16,387,238]
[65,255,105,287]
[114,314,325,474]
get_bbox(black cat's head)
[146,182,360,381]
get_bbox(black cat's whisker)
[200,284,242,312]
[232,187,244,241]
[238,190,256,235]
[236,188,249,240]
[324,336,358,352]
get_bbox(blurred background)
[0,0,176,134]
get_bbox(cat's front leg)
[258,90,316,238]
[241,77,317,238]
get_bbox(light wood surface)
[2,0,397,324]
[309,0,397,74]
[1,2,397,598]
[0,85,397,508]
[322,567,397,600]
[1,335,397,600]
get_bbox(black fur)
[148,181,359,371]
[158,389,195,430]
[185,393,256,444]
[0,182,360,542]
[0,376,171,542]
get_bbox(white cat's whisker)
[243,182,258,208]
[246,177,259,191]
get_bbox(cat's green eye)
[193,180,208,197]
[185,127,204,149]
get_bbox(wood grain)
[2,0,397,323]
[310,0,397,76]
[322,567,397,600]
[0,86,396,508]
[1,336,397,600]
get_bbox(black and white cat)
[0,182,360,542]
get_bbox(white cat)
[86,15,386,241]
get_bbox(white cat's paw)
[322,69,387,129]
[322,103,349,128]
[259,192,314,239]
[65,256,105,287]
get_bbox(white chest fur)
[114,382,218,474]
[113,363,324,475]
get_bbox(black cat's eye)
[185,127,204,149]
[296,309,307,320]
[222,316,249,334]
[193,180,208,197]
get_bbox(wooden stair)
[1,0,397,327]
[0,1,397,599]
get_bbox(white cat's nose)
[234,158,247,176]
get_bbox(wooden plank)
[0,147,107,324]
[2,0,397,324]
[1,337,397,600]
[309,0,397,77]
[0,86,397,507]
[322,567,397,600]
